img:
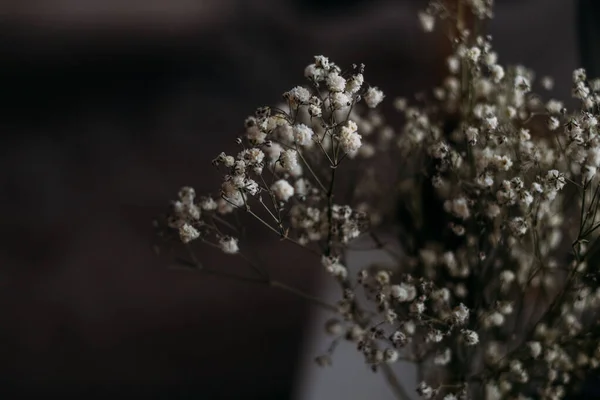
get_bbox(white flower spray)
[156,1,600,399]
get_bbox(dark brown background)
[0,0,582,398]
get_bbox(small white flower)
[308,104,322,117]
[546,99,564,114]
[390,284,409,302]
[294,178,309,198]
[514,75,531,93]
[279,149,299,172]
[326,71,347,92]
[314,55,330,69]
[384,348,399,364]
[219,236,239,254]
[293,124,314,147]
[410,299,426,314]
[465,126,479,145]
[528,341,542,358]
[304,64,325,82]
[393,97,407,111]
[548,116,560,130]
[450,197,470,219]
[215,152,235,167]
[417,381,434,398]
[199,197,217,211]
[325,319,344,335]
[462,329,479,346]
[573,81,590,99]
[427,329,444,343]
[490,64,505,82]
[484,114,499,130]
[509,216,528,236]
[284,86,310,104]
[484,51,498,66]
[331,92,351,109]
[418,11,435,32]
[492,155,513,171]
[500,270,515,285]
[573,68,587,83]
[452,303,470,324]
[434,348,452,366]
[364,87,385,108]
[466,46,481,63]
[339,120,362,156]
[547,169,566,190]
[271,179,295,202]
[178,223,200,243]
[484,311,505,328]
[446,56,460,74]
[542,76,555,90]
[346,73,364,94]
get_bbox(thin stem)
[239,252,269,280]
[173,257,337,312]
[326,165,337,256]
[270,280,337,312]
[247,208,283,236]
[369,231,403,263]
[211,214,239,233]
[380,363,412,400]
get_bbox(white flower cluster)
[157,2,600,399]
[163,56,388,265]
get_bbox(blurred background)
[0,0,587,398]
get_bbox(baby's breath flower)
[364,87,385,108]
[465,126,479,145]
[434,348,452,366]
[418,11,435,32]
[548,116,560,130]
[427,329,444,343]
[509,216,528,236]
[449,197,471,219]
[271,179,295,202]
[331,92,351,110]
[466,46,481,63]
[393,97,407,111]
[514,74,531,93]
[417,381,435,398]
[338,120,362,156]
[462,329,479,346]
[452,303,470,325]
[384,348,399,364]
[490,64,505,82]
[542,76,555,90]
[284,86,310,105]
[219,236,239,254]
[199,196,217,211]
[214,152,235,167]
[178,223,200,243]
[528,341,542,358]
[325,319,344,335]
[573,68,587,83]
[326,71,347,92]
[346,73,364,94]
[483,114,499,131]
[293,124,314,147]
[279,149,299,172]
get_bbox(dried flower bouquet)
[157,1,600,398]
